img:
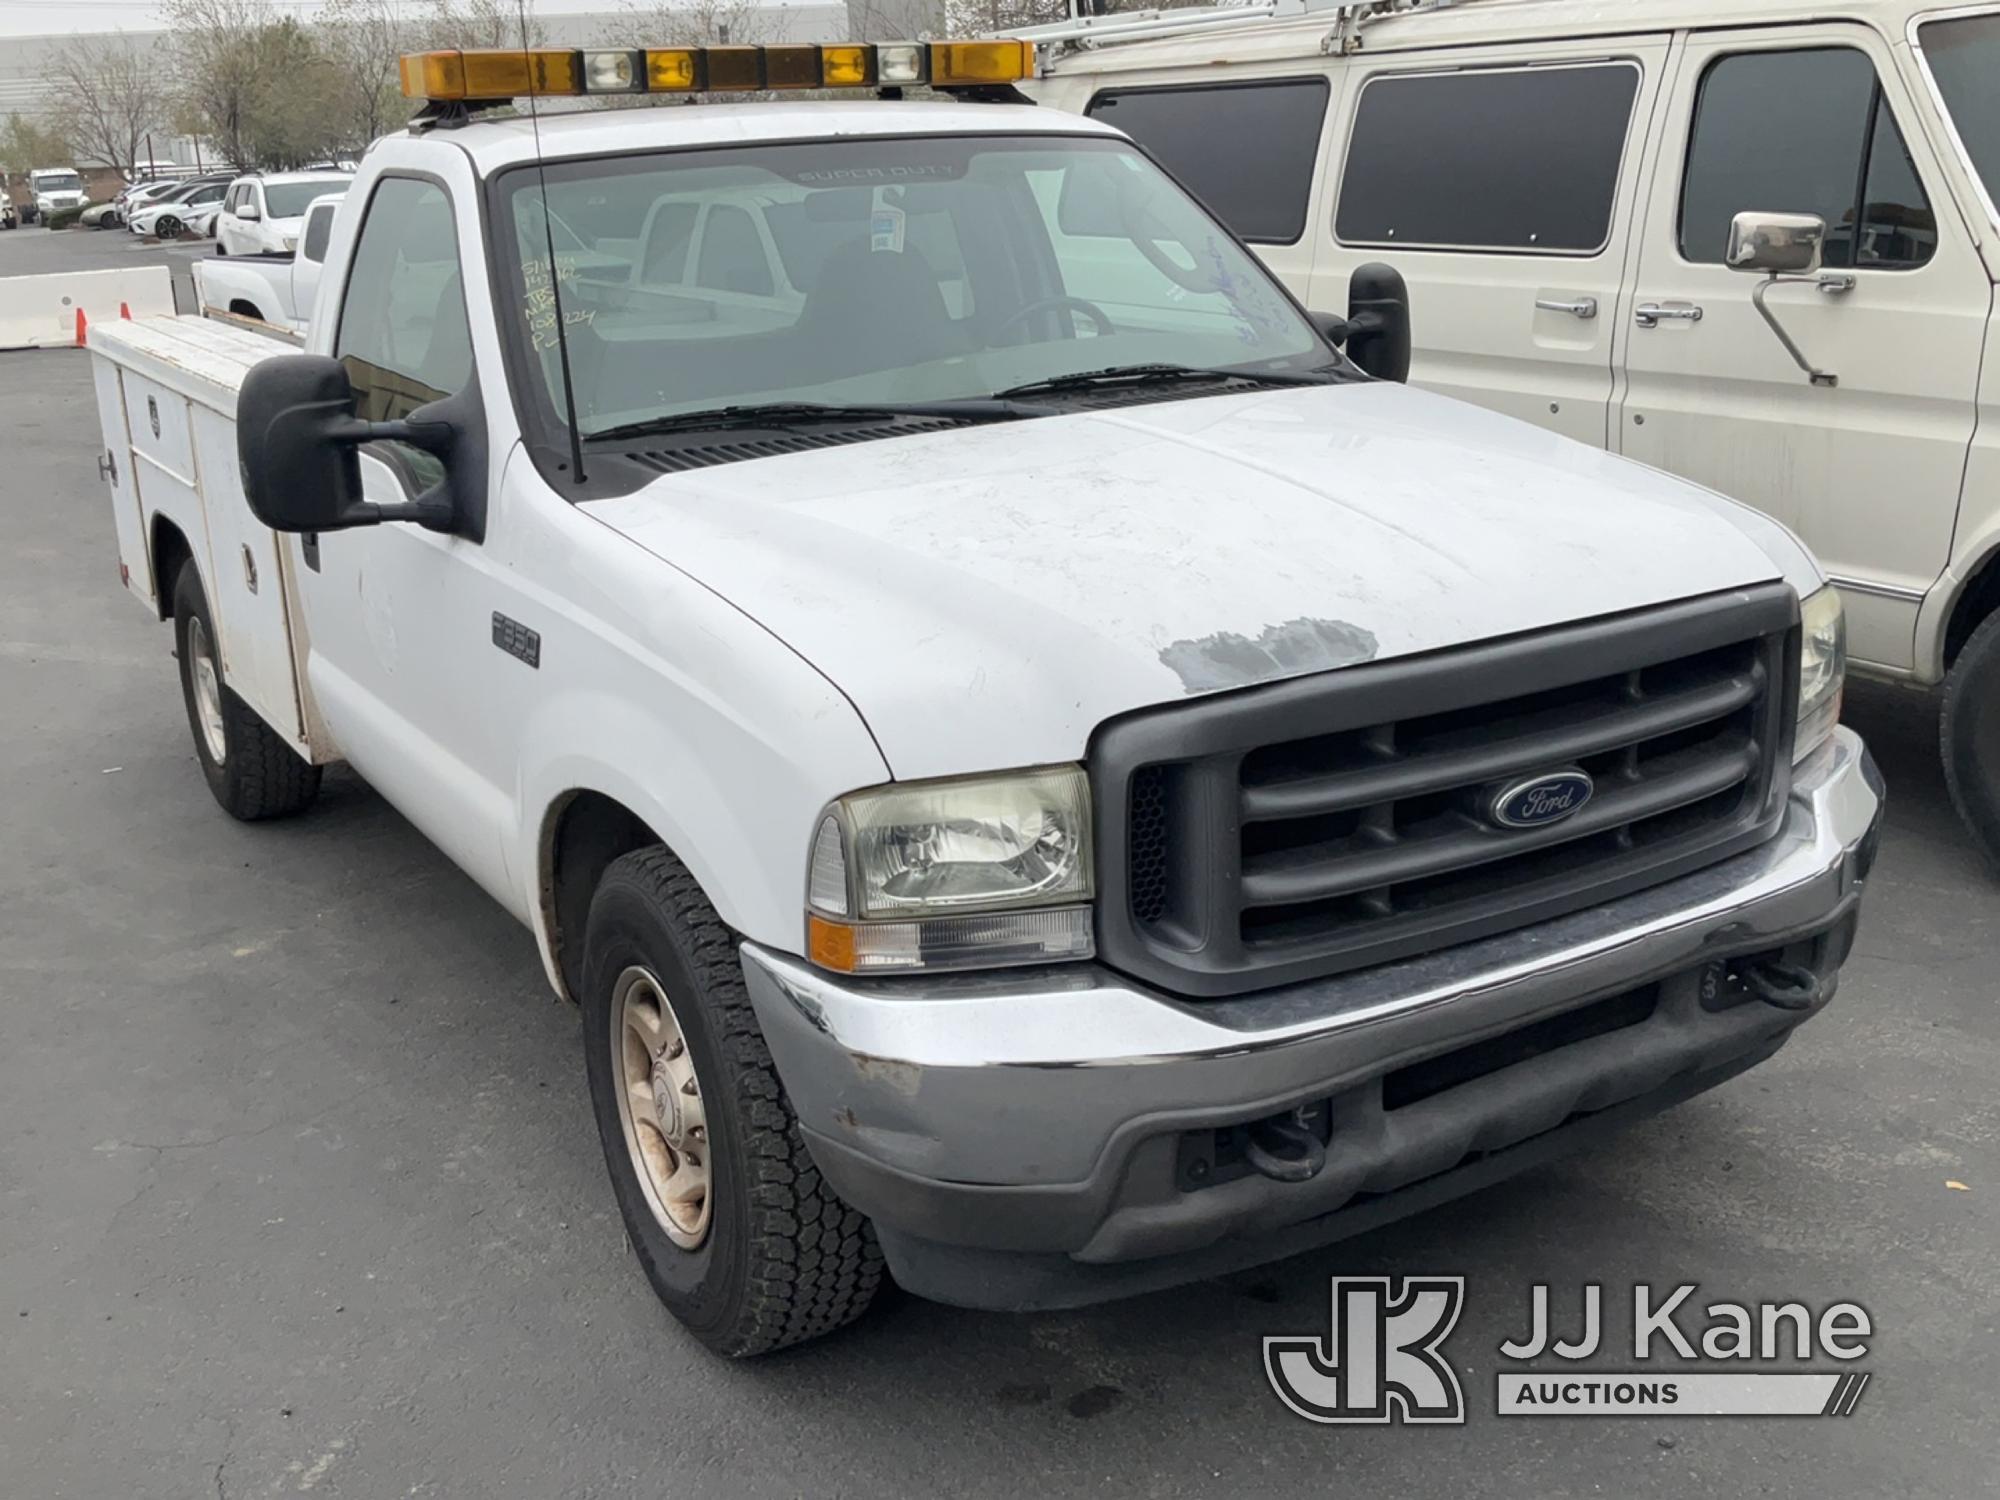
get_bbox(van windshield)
[1921,15,2000,212]
[494,133,1331,443]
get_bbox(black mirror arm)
[324,416,459,532]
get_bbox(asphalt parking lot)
[2,237,1996,1498]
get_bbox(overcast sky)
[0,0,646,37]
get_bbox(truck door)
[1617,26,1991,673]
[1307,36,1671,448]
[291,172,518,907]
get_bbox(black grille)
[1097,587,1798,998]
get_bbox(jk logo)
[1264,1276,1467,1424]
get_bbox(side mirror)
[1726,211,1824,276]
[1344,262,1412,383]
[236,355,458,534]
[1723,210,1852,388]
[238,201,262,222]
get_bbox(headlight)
[805,766,1094,973]
[1795,584,1846,762]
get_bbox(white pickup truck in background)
[191,193,345,336]
[86,39,1881,1358]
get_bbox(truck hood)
[582,383,1819,780]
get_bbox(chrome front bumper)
[741,727,1882,1307]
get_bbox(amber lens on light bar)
[928,40,1033,86]
[703,45,763,91]
[763,44,821,89]
[458,48,580,97]
[645,48,700,91]
[399,51,467,99]
[820,44,875,87]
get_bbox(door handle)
[1535,297,1599,320]
[1635,303,1704,328]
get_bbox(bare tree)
[844,0,947,40]
[420,0,548,50]
[44,32,165,179]
[162,0,275,169]
[1,112,75,178]
[608,0,780,49]
[316,0,411,151]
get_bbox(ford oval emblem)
[1489,769,1594,830]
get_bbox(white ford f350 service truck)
[88,39,1882,1356]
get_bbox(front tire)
[172,561,321,821]
[155,214,181,240]
[581,847,883,1356]
[1942,608,2000,874]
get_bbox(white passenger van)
[1032,0,2000,866]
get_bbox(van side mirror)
[1723,210,1854,388]
[1343,262,1412,383]
[1726,211,1824,276]
[236,355,458,534]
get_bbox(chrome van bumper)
[740,728,1883,1310]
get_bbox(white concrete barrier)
[0,266,175,351]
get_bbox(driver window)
[335,177,472,424]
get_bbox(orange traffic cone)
[74,307,88,347]
[119,301,132,320]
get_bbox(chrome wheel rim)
[610,965,711,1250]
[187,615,227,765]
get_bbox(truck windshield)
[35,172,82,191]
[494,133,1331,443]
[1921,15,2000,212]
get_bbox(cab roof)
[1042,0,1965,74]
[421,99,1124,175]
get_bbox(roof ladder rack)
[994,0,1499,62]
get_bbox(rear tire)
[171,561,321,821]
[581,846,883,1356]
[1942,608,2000,874]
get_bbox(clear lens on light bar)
[582,49,642,93]
[398,39,1033,101]
[808,907,1093,974]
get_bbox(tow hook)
[1739,959,1824,1012]
[1245,1110,1328,1184]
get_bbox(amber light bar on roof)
[397,40,1035,102]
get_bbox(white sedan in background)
[128,179,228,239]
[213,171,351,256]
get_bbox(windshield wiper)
[582,399,1037,444]
[992,363,1339,400]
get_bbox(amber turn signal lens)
[807,914,859,973]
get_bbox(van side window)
[334,177,471,487]
[1086,80,1330,243]
[1679,49,1936,271]
[1335,64,1639,253]
[695,205,775,296]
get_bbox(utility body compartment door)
[1616,24,1991,674]
[89,354,152,612]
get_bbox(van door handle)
[1535,297,1599,319]
[1635,303,1704,328]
